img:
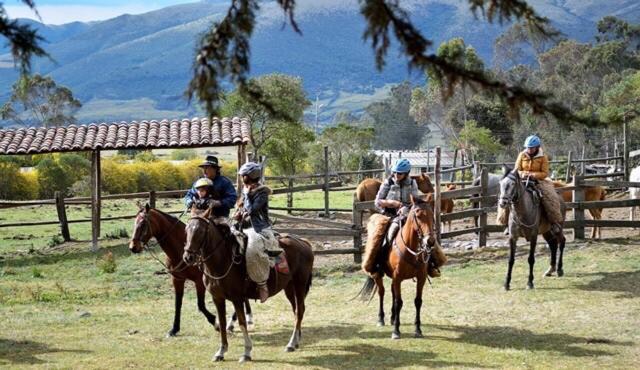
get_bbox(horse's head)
[129,203,153,254]
[412,173,434,194]
[183,207,223,266]
[499,168,520,209]
[409,195,437,249]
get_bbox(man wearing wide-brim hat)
[184,155,237,219]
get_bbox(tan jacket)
[515,149,549,180]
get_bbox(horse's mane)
[149,208,185,227]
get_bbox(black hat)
[198,155,220,168]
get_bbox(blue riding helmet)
[391,158,411,173]
[524,135,541,148]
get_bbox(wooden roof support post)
[237,144,247,194]
[91,150,101,251]
[434,147,442,244]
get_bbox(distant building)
[372,149,456,175]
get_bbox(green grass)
[270,190,355,210]
[0,237,639,368]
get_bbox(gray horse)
[472,172,502,229]
[498,168,566,291]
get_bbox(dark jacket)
[374,175,420,217]
[184,175,237,217]
[240,185,272,233]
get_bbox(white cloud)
[4,4,167,24]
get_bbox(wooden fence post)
[323,146,330,218]
[434,147,441,244]
[54,191,71,242]
[91,150,101,251]
[565,151,573,183]
[573,175,585,240]
[451,148,458,182]
[623,118,629,181]
[476,168,488,248]
[287,178,294,215]
[148,190,156,209]
[352,193,363,264]
[460,149,467,188]
[237,144,247,194]
[581,146,586,175]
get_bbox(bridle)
[396,204,437,266]
[499,172,521,205]
[184,215,242,280]
[499,173,540,229]
[131,210,189,275]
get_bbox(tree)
[314,123,375,172]
[262,122,314,176]
[36,154,90,198]
[221,73,310,156]
[493,21,560,71]
[0,1,47,73]
[364,82,426,150]
[1,74,82,127]
[457,120,501,162]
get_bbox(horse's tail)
[354,275,377,302]
[305,274,312,297]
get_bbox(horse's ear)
[144,203,150,212]
[502,164,510,175]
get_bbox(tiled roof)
[0,117,251,155]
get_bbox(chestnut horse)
[552,180,606,239]
[182,207,314,362]
[357,197,439,339]
[355,173,434,202]
[129,205,251,336]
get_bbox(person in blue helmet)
[375,158,421,241]
[184,155,237,222]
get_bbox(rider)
[184,155,237,222]
[514,135,563,234]
[375,158,421,242]
[192,178,215,210]
[234,162,281,303]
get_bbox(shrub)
[47,234,64,248]
[170,149,198,160]
[97,251,117,274]
[0,161,37,200]
[105,228,129,239]
[134,151,158,162]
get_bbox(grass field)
[1,231,639,368]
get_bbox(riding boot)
[387,222,400,244]
[258,283,269,303]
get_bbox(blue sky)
[5,0,200,24]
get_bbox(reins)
[185,215,242,281]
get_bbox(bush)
[170,149,198,160]
[96,251,117,274]
[105,228,129,239]
[134,151,158,162]
[36,154,90,198]
[0,160,38,200]
[47,234,64,248]
[70,176,91,197]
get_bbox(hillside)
[0,0,638,124]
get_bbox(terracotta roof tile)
[0,117,251,155]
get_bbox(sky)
[4,0,201,24]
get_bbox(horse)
[472,172,502,230]
[552,180,606,239]
[357,196,440,339]
[355,173,434,202]
[182,207,314,362]
[129,204,252,336]
[498,169,567,291]
[441,184,457,232]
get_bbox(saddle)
[522,178,542,202]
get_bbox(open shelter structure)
[0,117,251,250]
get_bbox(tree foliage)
[312,123,375,172]
[262,122,315,176]
[221,73,310,156]
[1,74,82,127]
[0,0,48,73]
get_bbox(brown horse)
[552,180,606,239]
[182,207,314,362]
[355,173,434,202]
[358,196,440,339]
[128,205,251,336]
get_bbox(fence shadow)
[0,338,91,365]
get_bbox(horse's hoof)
[391,332,400,340]
[544,268,556,277]
[239,355,251,363]
[377,320,385,327]
[504,284,510,291]
[527,283,534,290]
[414,332,424,338]
[214,323,220,332]
[166,329,178,338]
[557,269,564,277]
[285,346,295,352]
[227,325,235,333]
[213,356,224,362]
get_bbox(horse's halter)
[398,204,437,264]
[500,172,521,205]
[131,212,153,245]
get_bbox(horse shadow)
[573,270,640,298]
[429,324,633,357]
[251,324,484,369]
[0,338,91,365]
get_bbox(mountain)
[0,0,638,125]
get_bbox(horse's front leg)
[168,277,185,337]
[195,278,218,331]
[391,277,403,340]
[212,297,228,362]
[542,231,557,277]
[375,274,385,326]
[504,235,517,291]
[231,299,252,363]
[557,234,566,277]
[414,271,426,338]
[527,235,537,289]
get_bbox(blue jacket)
[184,175,237,217]
[240,185,272,233]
